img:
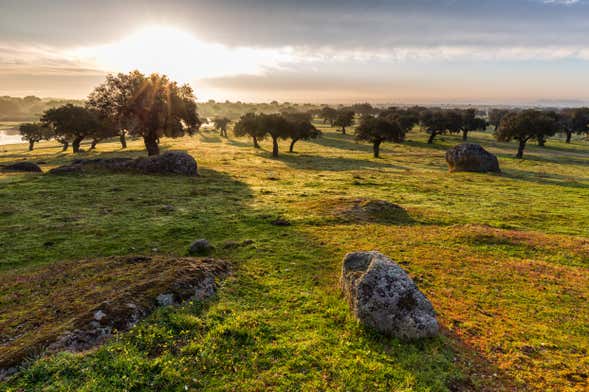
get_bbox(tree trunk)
[427,131,437,144]
[28,140,35,151]
[537,135,546,147]
[144,133,160,156]
[516,139,526,158]
[341,126,346,135]
[272,136,279,158]
[61,141,69,151]
[462,130,468,141]
[253,136,260,148]
[120,132,127,149]
[289,138,298,153]
[72,137,84,153]
[373,141,381,158]
[566,131,572,144]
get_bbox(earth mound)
[331,198,411,224]
[340,251,439,339]
[445,143,500,173]
[48,151,198,176]
[0,255,229,374]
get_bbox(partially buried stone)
[340,251,439,339]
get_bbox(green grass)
[1,125,588,391]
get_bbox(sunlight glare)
[71,25,293,82]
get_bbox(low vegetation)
[1,121,587,390]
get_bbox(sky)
[1,0,589,104]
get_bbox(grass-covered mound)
[0,125,588,391]
[0,256,229,373]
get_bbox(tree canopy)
[355,115,406,158]
[496,109,558,158]
[87,71,201,155]
[333,110,355,134]
[19,122,52,151]
[41,104,111,153]
[212,117,231,137]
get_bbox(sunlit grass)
[1,125,588,391]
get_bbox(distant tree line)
[13,84,589,159]
[0,96,84,121]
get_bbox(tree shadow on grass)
[279,152,408,172]
[500,168,589,189]
[226,138,259,149]
[497,151,589,167]
[308,132,371,152]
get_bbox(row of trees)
[234,112,320,157]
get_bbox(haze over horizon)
[1,0,589,104]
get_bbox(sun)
[71,25,291,83]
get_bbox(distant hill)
[0,96,85,122]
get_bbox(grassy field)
[0,123,588,391]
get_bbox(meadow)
[0,123,588,391]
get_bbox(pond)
[0,124,23,146]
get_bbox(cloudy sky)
[1,0,589,103]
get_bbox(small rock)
[156,293,176,307]
[160,204,176,213]
[271,219,291,226]
[188,239,213,255]
[223,240,240,249]
[93,310,107,321]
[340,251,439,339]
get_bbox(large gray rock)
[445,143,500,173]
[48,151,198,176]
[134,151,198,176]
[340,251,439,339]
[2,162,42,173]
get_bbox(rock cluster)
[445,143,500,173]
[49,151,198,176]
[1,162,42,173]
[340,251,439,339]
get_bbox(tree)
[350,103,375,116]
[19,122,51,151]
[286,118,320,153]
[355,115,406,158]
[334,110,355,134]
[379,107,419,135]
[459,109,487,140]
[496,109,558,158]
[419,109,461,144]
[559,108,589,143]
[234,112,266,148]
[260,113,290,157]
[319,107,338,126]
[213,117,231,137]
[87,71,201,156]
[41,104,109,153]
[489,109,509,131]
